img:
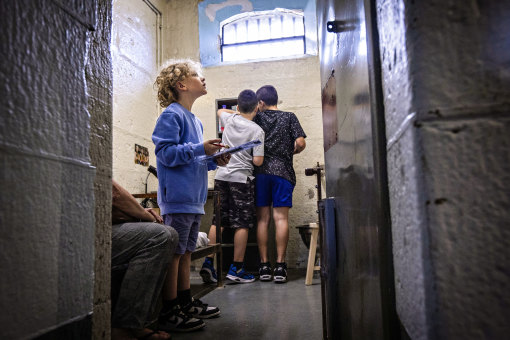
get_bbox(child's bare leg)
[177,251,192,291]
[233,227,249,262]
[256,206,271,262]
[206,225,224,259]
[162,254,181,301]
[208,225,217,244]
[273,207,290,263]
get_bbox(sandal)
[137,330,171,340]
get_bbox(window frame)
[220,8,306,63]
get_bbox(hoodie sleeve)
[152,111,206,167]
[207,159,218,171]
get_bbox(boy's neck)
[239,111,256,121]
[178,97,195,112]
[261,104,278,111]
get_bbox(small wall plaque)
[135,144,149,166]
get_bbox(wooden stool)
[305,222,320,285]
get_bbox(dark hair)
[256,85,278,106]
[237,89,258,113]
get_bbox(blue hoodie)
[152,102,217,215]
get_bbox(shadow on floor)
[174,269,323,340]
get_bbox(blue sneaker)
[226,264,256,283]
[200,258,217,283]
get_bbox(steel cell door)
[316,0,399,339]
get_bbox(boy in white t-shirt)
[200,89,265,283]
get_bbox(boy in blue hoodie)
[152,59,230,333]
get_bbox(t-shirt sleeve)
[220,111,234,127]
[290,113,306,140]
[252,128,265,157]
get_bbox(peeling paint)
[205,0,253,22]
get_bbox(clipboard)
[202,139,262,161]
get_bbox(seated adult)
[111,179,178,340]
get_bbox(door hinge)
[326,20,356,33]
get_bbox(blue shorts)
[255,174,294,208]
[163,213,202,255]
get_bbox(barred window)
[221,9,305,63]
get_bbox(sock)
[161,298,178,314]
[233,261,243,270]
[178,289,192,307]
[205,256,214,263]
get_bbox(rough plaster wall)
[376,1,433,339]
[0,0,97,338]
[87,0,113,339]
[420,119,510,339]
[377,0,510,338]
[111,0,166,194]
[163,1,324,268]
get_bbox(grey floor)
[172,269,323,340]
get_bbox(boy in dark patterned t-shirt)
[253,85,306,283]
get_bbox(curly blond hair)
[155,59,203,108]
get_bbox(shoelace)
[192,299,208,310]
[177,309,191,321]
[275,266,286,273]
[163,306,191,322]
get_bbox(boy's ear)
[177,81,186,90]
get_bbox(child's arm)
[152,112,210,167]
[294,137,306,154]
[253,155,264,166]
[252,130,265,166]
[217,108,236,117]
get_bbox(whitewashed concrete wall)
[159,0,325,268]
[377,0,510,339]
[0,0,98,338]
[111,0,168,194]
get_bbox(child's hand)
[215,153,231,166]
[204,139,223,155]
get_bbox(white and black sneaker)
[259,262,272,281]
[183,298,220,319]
[159,304,205,332]
[273,262,287,283]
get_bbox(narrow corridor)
[174,269,323,340]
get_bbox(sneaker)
[273,262,287,283]
[159,304,205,332]
[200,258,217,284]
[226,264,256,283]
[259,262,272,281]
[183,298,220,319]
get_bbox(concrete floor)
[172,269,323,340]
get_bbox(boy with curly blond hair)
[152,59,230,332]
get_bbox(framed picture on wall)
[135,144,149,166]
